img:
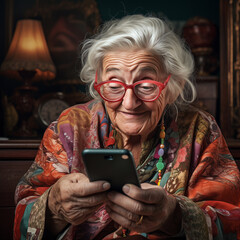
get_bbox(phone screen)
[82,149,140,192]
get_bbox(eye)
[103,82,124,94]
[110,77,119,81]
[135,83,158,94]
[108,82,122,89]
[140,84,155,90]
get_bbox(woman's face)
[101,50,168,138]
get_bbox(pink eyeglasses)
[94,73,171,102]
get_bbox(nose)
[121,88,142,110]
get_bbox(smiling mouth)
[120,111,146,117]
[123,111,143,114]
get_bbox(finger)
[70,178,110,197]
[107,191,155,216]
[77,180,110,196]
[59,173,110,197]
[106,200,140,222]
[62,204,102,225]
[122,184,165,204]
[60,192,105,210]
[106,204,136,229]
[106,206,149,232]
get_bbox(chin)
[123,131,140,136]
[119,125,145,136]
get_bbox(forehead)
[102,50,162,72]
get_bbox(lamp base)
[13,84,38,138]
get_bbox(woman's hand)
[46,173,110,235]
[106,183,182,236]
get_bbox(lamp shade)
[0,19,56,81]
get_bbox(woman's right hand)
[47,173,110,232]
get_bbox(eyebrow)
[105,66,157,75]
[105,67,120,73]
[139,66,157,75]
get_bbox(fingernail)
[103,182,110,190]
[123,184,130,193]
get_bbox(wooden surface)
[0,140,40,240]
[0,140,40,160]
[220,0,231,138]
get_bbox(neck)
[124,136,142,166]
[114,129,144,165]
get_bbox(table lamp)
[0,19,56,137]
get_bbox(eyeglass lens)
[100,82,160,101]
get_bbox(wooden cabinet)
[0,140,40,240]
[219,0,240,166]
[220,0,240,150]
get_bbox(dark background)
[97,0,219,23]
[0,0,220,138]
[0,0,220,63]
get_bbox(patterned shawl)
[14,99,240,240]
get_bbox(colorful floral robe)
[14,100,240,240]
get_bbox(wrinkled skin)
[46,50,182,237]
[46,173,110,235]
[47,174,181,237]
[102,50,168,144]
[106,183,181,235]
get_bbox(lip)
[119,111,146,118]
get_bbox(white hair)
[80,14,196,109]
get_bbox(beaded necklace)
[111,117,166,238]
[156,120,165,186]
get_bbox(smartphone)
[82,149,140,192]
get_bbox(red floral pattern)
[14,100,240,239]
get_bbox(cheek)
[157,90,168,113]
[104,101,121,119]
[148,96,167,120]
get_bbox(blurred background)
[1,1,240,239]
[0,0,220,139]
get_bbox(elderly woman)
[14,15,240,240]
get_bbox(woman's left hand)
[106,183,182,236]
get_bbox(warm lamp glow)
[0,19,56,137]
[0,19,56,81]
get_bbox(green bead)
[156,162,164,170]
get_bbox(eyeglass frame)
[93,72,171,102]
